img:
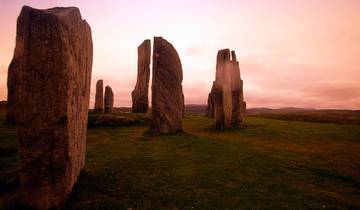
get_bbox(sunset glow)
[1,0,359,109]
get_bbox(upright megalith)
[94,79,104,113]
[132,39,151,113]
[151,37,183,133]
[6,67,16,124]
[229,51,246,126]
[104,85,114,114]
[208,49,246,130]
[10,6,92,209]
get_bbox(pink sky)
[0,0,359,109]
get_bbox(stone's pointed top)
[231,50,237,61]
[217,49,230,62]
[153,36,183,80]
[105,85,112,91]
[96,79,103,84]
[21,5,83,21]
[138,39,151,50]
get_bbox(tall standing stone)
[208,49,246,130]
[11,6,92,209]
[104,85,114,114]
[6,64,16,124]
[151,37,183,133]
[132,39,151,113]
[213,49,231,130]
[94,79,104,113]
[230,51,246,127]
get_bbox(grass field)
[0,111,359,209]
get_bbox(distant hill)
[91,105,360,125]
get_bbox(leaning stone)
[151,37,183,133]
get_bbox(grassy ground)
[0,111,359,209]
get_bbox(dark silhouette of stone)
[0,101,7,111]
[151,37,183,133]
[208,49,246,130]
[104,85,114,114]
[132,39,151,113]
[6,62,17,123]
[206,82,215,118]
[94,79,103,113]
[10,6,92,209]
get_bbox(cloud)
[240,58,360,109]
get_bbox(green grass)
[0,112,359,209]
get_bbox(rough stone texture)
[94,79,103,113]
[10,6,92,210]
[104,85,114,114]
[132,39,151,113]
[6,64,17,123]
[209,49,246,130]
[151,37,183,133]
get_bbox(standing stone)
[213,49,230,130]
[104,85,114,114]
[94,79,104,113]
[6,66,16,124]
[151,37,183,133]
[223,61,233,129]
[132,39,151,113]
[206,82,215,118]
[11,6,92,209]
[208,49,246,130]
[230,51,246,127]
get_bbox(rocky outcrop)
[208,49,246,130]
[10,6,92,209]
[151,37,183,133]
[104,85,114,114]
[132,39,151,113]
[94,79,103,113]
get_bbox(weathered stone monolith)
[104,85,114,114]
[11,6,92,209]
[151,37,183,133]
[94,79,103,113]
[132,39,151,113]
[208,49,246,130]
[230,51,246,127]
[6,63,17,123]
